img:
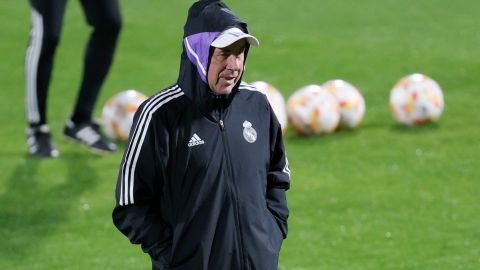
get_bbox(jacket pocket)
[265,209,284,253]
[152,258,169,270]
[150,244,171,270]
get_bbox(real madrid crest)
[242,120,257,143]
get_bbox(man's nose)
[226,55,241,70]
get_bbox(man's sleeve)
[112,103,170,259]
[266,104,291,239]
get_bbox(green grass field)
[1,0,480,269]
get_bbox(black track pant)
[25,0,121,126]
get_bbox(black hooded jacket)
[112,1,290,269]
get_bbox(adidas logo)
[188,133,205,147]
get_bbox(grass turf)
[1,0,479,269]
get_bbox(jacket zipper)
[218,109,248,269]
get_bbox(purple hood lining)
[184,32,221,83]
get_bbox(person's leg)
[26,0,67,127]
[70,0,122,124]
[62,0,121,154]
[25,0,67,157]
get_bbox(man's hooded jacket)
[112,1,290,269]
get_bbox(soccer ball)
[250,81,288,134]
[101,90,148,141]
[389,73,444,125]
[322,79,366,129]
[287,84,340,135]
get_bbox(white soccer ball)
[389,73,444,125]
[322,79,366,129]
[101,90,148,141]
[251,81,288,134]
[287,84,340,135]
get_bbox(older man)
[113,1,290,269]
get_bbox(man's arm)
[112,103,170,259]
[266,104,291,239]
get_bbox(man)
[25,0,121,157]
[112,1,290,269]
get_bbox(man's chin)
[212,84,235,95]
[213,87,233,95]
[213,89,233,95]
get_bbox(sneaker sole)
[63,134,115,155]
[28,150,60,158]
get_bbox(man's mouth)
[221,75,237,85]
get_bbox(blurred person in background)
[25,0,121,157]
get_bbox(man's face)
[207,39,246,95]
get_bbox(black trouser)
[25,0,122,126]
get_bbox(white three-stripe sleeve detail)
[25,8,43,123]
[282,154,291,179]
[119,85,182,206]
[121,85,179,205]
[128,91,185,204]
[120,86,178,205]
